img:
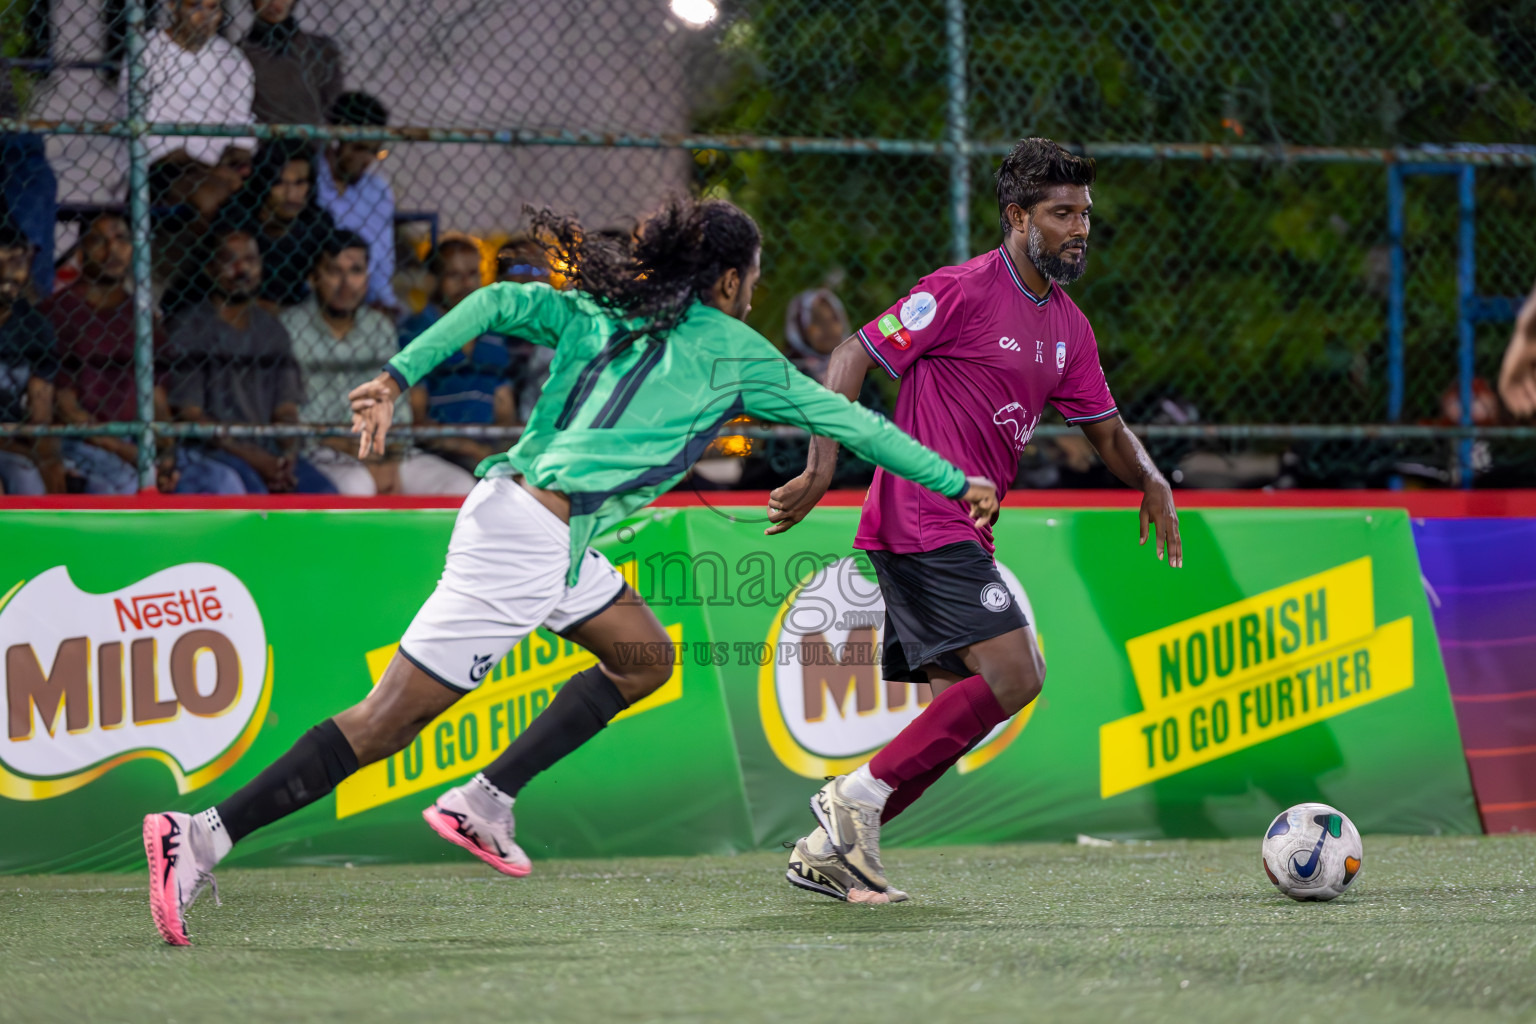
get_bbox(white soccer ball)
[1260,802,1363,902]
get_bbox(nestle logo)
[113,588,223,633]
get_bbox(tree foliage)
[693,0,1536,425]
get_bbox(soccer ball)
[1260,802,1363,902]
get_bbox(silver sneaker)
[785,834,908,904]
[810,776,888,891]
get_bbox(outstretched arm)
[386,283,577,393]
[1079,415,1183,568]
[764,335,872,534]
[358,283,578,459]
[742,346,995,531]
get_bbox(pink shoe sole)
[142,814,190,946]
[422,806,532,878]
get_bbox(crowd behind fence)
[0,0,1533,498]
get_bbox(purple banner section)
[1415,519,1536,833]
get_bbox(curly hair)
[528,196,761,343]
[995,137,1097,237]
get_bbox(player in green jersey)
[141,197,999,944]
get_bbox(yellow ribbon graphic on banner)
[335,622,683,818]
[1099,557,1416,798]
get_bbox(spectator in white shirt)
[125,0,257,217]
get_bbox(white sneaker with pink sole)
[422,785,533,878]
[142,811,220,946]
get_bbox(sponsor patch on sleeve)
[875,312,912,350]
[898,291,938,332]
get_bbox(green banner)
[686,508,1477,848]
[0,506,1477,873]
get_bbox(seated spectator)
[44,213,243,494]
[128,0,258,297]
[245,142,338,309]
[400,237,517,474]
[132,0,256,194]
[0,69,57,298]
[0,216,62,494]
[494,234,556,418]
[164,226,335,493]
[784,286,885,415]
[241,0,345,127]
[282,231,473,495]
[166,140,338,317]
[782,288,845,381]
[316,92,398,315]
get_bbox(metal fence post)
[1386,165,1405,424]
[943,0,970,266]
[124,0,155,491]
[1457,165,1476,488]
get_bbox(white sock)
[471,773,515,814]
[805,826,835,858]
[840,764,894,810]
[198,807,233,865]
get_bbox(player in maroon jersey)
[770,137,1182,902]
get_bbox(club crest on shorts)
[980,582,1012,612]
[469,653,495,682]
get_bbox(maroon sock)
[869,675,1006,790]
[879,737,984,824]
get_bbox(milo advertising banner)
[0,564,270,803]
[0,505,1477,873]
[686,507,1475,847]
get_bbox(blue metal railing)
[1386,163,1526,489]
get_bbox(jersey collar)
[997,245,1052,308]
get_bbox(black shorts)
[865,541,1030,685]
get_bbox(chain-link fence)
[0,0,1533,497]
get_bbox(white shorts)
[399,477,627,692]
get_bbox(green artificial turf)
[2,836,1532,1023]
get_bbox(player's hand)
[350,373,402,459]
[1139,479,1182,568]
[765,469,833,535]
[1499,335,1536,419]
[962,476,999,526]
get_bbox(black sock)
[480,665,630,798]
[216,718,359,843]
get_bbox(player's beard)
[1026,222,1088,286]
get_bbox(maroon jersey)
[853,246,1117,555]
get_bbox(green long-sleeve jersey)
[386,282,967,585]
